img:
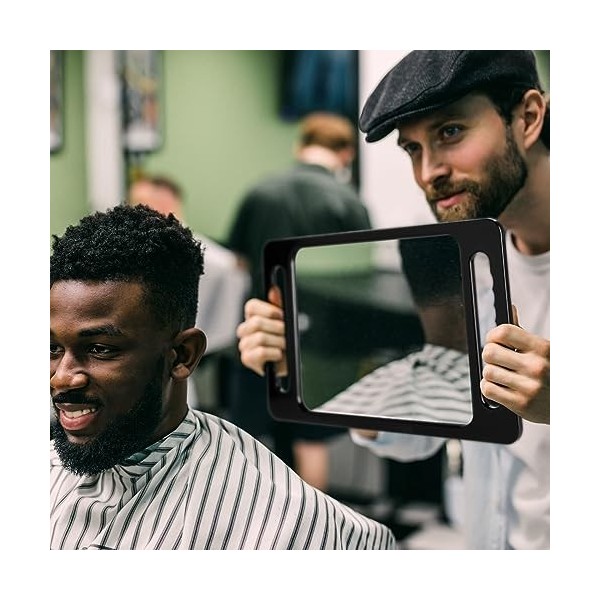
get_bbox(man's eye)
[50,343,63,356]
[440,125,463,140]
[88,345,115,356]
[402,143,420,157]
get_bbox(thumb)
[268,285,284,309]
[511,304,520,327]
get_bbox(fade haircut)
[50,204,204,330]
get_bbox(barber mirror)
[263,219,522,444]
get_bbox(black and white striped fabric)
[317,344,473,424]
[50,409,396,550]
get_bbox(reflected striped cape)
[50,409,395,550]
[319,344,473,425]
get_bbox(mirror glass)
[294,234,487,425]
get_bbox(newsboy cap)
[359,50,542,143]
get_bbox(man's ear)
[517,89,547,151]
[169,328,207,380]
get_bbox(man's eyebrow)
[397,109,471,145]
[428,110,468,128]
[78,325,125,338]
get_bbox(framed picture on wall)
[120,50,163,153]
[50,50,64,153]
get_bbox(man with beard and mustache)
[235,51,550,549]
[50,204,396,550]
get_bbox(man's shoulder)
[247,164,339,193]
[189,411,395,549]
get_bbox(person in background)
[226,112,372,491]
[50,204,396,550]
[236,51,550,549]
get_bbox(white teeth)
[63,407,98,419]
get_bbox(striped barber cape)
[50,409,396,550]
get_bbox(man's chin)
[432,197,508,222]
[51,419,153,476]
[433,203,476,222]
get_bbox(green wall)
[50,50,299,244]
[535,50,550,92]
[50,51,89,238]
[143,51,298,244]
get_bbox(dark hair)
[50,204,204,330]
[481,84,550,150]
[399,235,463,306]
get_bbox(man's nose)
[50,353,88,393]
[418,147,451,188]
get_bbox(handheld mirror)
[263,218,522,444]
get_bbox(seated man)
[49,205,396,550]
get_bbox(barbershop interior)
[50,50,550,550]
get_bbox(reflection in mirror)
[295,235,473,425]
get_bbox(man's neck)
[499,148,550,256]
[296,145,342,172]
[150,380,189,444]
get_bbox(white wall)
[358,51,436,269]
[84,51,124,211]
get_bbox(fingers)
[480,376,549,424]
[237,327,287,377]
[236,292,288,377]
[236,311,285,339]
[481,361,543,398]
[238,341,286,377]
[480,324,550,424]
[238,330,286,357]
[485,323,550,356]
[268,285,284,309]
[243,297,284,321]
[481,342,523,371]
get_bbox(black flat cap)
[359,50,542,143]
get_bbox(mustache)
[426,179,481,202]
[52,391,102,407]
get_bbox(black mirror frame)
[263,218,522,444]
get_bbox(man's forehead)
[51,278,144,296]
[50,280,148,322]
[396,93,493,139]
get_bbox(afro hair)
[50,204,204,330]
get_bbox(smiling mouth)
[55,403,101,433]
[62,407,98,419]
[430,190,467,209]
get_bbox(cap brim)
[364,120,397,143]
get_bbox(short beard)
[429,125,528,222]
[51,362,165,476]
